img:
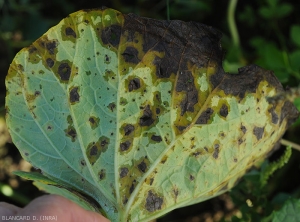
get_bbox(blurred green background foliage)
[1,0,300,221]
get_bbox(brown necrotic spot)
[137,160,147,173]
[241,124,247,134]
[45,41,57,55]
[220,104,228,117]
[196,108,214,124]
[46,58,54,68]
[69,87,80,103]
[253,126,264,140]
[119,167,129,178]
[101,25,122,47]
[65,126,77,142]
[145,190,163,212]
[98,169,106,180]
[139,105,154,126]
[80,159,86,166]
[128,78,141,92]
[124,124,135,136]
[121,47,140,64]
[120,141,131,152]
[268,107,279,124]
[65,27,76,38]
[151,135,162,142]
[88,116,100,129]
[213,144,220,159]
[58,63,71,81]
[107,102,116,112]
[189,175,195,181]
[86,136,110,165]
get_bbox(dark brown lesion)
[219,104,228,117]
[46,58,54,68]
[150,135,162,142]
[145,190,164,212]
[120,141,131,152]
[69,87,80,103]
[253,126,264,140]
[139,105,154,127]
[58,62,71,81]
[64,126,77,142]
[196,108,214,124]
[100,24,122,47]
[65,27,77,38]
[86,136,110,165]
[123,124,135,136]
[128,78,141,92]
[121,46,140,64]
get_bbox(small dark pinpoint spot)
[104,54,110,63]
[120,141,131,152]
[124,124,135,136]
[139,105,154,126]
[119,167,129,178]
[58,63,71,81]
[24,152,29,156]
[128,78,141,92]
[219,104,228,117]
[80,159,86,166]
[46,58,54,68]
[69,87,80,103]
[65,27,76,38]
[151,135,162,142]
[137,160,147,173]
[145,190,163,212]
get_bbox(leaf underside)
[5,7,299,222]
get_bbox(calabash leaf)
[5,8,299,222]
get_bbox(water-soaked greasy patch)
[69,87,80,103]
[196,108,214,124]
[86,136,110,165]
[145,190,164,212]
[253,126,264,140]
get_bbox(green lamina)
[5,7,299,222]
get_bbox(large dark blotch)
[41,41,57,55]
[58,63,71,81]
[122,47,140,64]
[139,105,154,127]
[253,126,264,140]
[128,78,141,92]
[123,13,224,81]
[196,108,214,124]
[145,190,164,212]
[101,25,122,47]
[69,87,80,103]
[280,101,299,128]
[65,27,76,38]
[219,65,282,99]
